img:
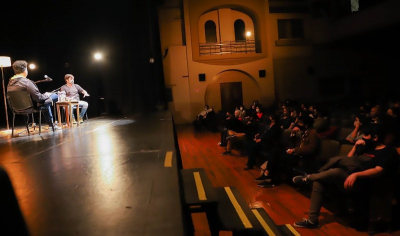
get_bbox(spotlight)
[29,64,36,69]
[94,53,103,60]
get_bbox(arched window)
[205,20,217,43]
[234,20,245,41]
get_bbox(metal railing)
[199,40,257,56]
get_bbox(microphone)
[44,75,53,81]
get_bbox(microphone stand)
[51,86,63,93]
[34,79,51,84]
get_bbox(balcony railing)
[199,40,257,56]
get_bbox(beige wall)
[158,0,319,124]
[205,70,262,110]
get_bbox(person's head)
[282,108,288,116]
[297,115,314,130]
[64,74,74,84]
[253,100,259,105]
[387,107,399,117]
[354,115,368,127]
[234,109,240,118]
[361,124,384,148]
[269,113,279,123]
[204,105,209,110]
[12,60,28,75]
[239,105,244,111]
[370,106,380,119]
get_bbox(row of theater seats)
[280,128,398,233]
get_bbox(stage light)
[246,31,251,40]
[29,64,36,69]
[0,56,11,131]
[94,53,103,60]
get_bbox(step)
[180,168,218,211]
[215,186,264,236]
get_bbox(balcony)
[199,40,257,56]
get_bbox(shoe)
[78,117,83,123]
[72,118,77,124]
[254,175,271,181]
[293,218,320,228]
[226,135,236,141]
[218,142,227,147]
[243,165,253,170]
[292,175,309,186]
[221,151,231,156]
[257,181,275,188]
[52,124,62,131]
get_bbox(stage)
[0,112,185,236]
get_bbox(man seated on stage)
[60,74,89,124]
[7,60,61,131]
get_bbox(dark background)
[0,0,166,127]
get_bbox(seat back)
[338,144,353,156]
[7,91,35,114]
[316,139,340,164]
[338,127,353,141]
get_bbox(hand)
[44,92,51,97]
[344,173,358,189]
[255,134,259,139]
[255,139,261,143]
[83,93,90,97]
[286,148,294,154]
[292,127,300,132]
[355,139,365,146]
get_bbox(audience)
[292,124,399,229]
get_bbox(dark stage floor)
[0,112,185,236]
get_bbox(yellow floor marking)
[193,172,207,200]
[285,224,301,236]
[252,209,275,236]
[164,151,172,167]
[224,187,253,228]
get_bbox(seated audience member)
[238,105,246,121]
[280,107,292,130]
[218,111,234,146]
[343,115,369,144]
[245,114,282,171]
[369,105,381,124]
[313,108,330,134]
[292,125,399,229]
[60,74,90,123]
[246,103,257,120]
[282,115,320,175]
[193,105,213,131]
[221,110,247,155]
[382,107,400,148]
[7,60,61,130]
[253,105,264,123]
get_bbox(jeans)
[308,168,349,222]
[71,101,88,118]
[40,93,58,126]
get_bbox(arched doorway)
[204,70,262,112]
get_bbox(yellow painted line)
[285,224,301,236]
[193,172,207,200]
[224,187,253,228]
[164,151,173,167]
[251,209,275,236]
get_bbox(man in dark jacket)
[7,60,61,131]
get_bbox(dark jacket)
[7,76,51,104]
[293,128,320,158]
